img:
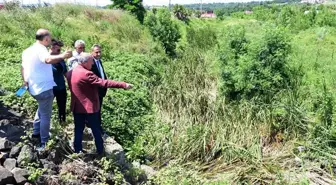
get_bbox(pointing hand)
[63,50,73,59]
[125,83,133,90]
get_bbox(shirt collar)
[34,42,47,48]
[72,51,80,56]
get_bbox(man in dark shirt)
[90,44,108,138]
[50,39,68,123]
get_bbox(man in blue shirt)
[50,39,68,123]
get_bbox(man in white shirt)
[68,40,85,70]
[21,28,72,151]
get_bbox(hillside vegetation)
[1,3,336,184]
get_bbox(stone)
[17,145,36,166]
[9,146,21,158]
[47,148,62,165]
[0,152,8,164]
[105,138,126,167]
[0,124,24,143]
[40,159,57,172]
[132,161,141,168]
[105,173,115,185]
[7,109,22,118]
[11,168,29,178]
[11,168,29,185]
[140,165,156,178]
[3,158,16,171]
[297,146,305,153]
[0,138,15,151]
[0,166,15,185]
[0,119,10,126]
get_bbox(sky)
[0,0,257,7]
[142,0,256,6]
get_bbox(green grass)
[2,3,336,185]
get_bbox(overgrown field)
[1,3,336,184]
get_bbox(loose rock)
[0,138,15,151]
[40,159,58,172]
[4,158,16,171]
[140,165,156,178]
[105,138,127,167]
[47,148,62,164]
[12,168,29,185]
[0,119,10,126]
[0,152,8,164]
[0,166,15,185]
[7,109,22,118]
[17,145,36,166]
[9,145,22,158]
[0,124,24,143]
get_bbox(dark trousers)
[53,89,67,123]
[98,96,105,134]
[73,112,104,154]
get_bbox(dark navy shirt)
[52,60,67,90]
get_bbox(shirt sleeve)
[38,47,50,63]
[85,71,126,89]
[21,51,26,68]
[60,61,67,74]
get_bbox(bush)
[186,23,217,50]
[219,26,294,102]
[315,5,336,27]
[100,51,159,147]
[109,0,146,24]
[144,9,181,57]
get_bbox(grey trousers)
[32,89,54,144]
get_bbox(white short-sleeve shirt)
[68,51,81,70]
[22,43,56,96]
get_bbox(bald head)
[36,29,52,47]
[36,29,50,41]
[78,52,94,70]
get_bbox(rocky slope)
[0,102,156,185]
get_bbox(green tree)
[109,0,146,23]
[144,9,181,57]
[219,26,294,102]
[173,4,191,23]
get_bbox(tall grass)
[141,14,336,183]
[2,3,336,184]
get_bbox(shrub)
[109,0,146,24]
[315,5,336,27]
[219,26,294,102]
[100,52,159,147]
[144,9,181,57]
[186,23,217,50]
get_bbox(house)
[0,2,4,10]
[201,11,216,18]
[244,10,253,14]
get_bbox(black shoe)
[31,134,41,145]
[31,134,40,138]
